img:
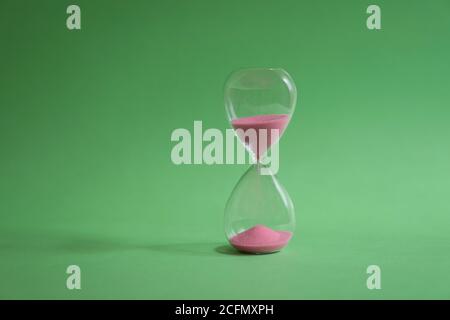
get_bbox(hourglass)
[224,68,297,254]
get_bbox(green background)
[1,0,450,299]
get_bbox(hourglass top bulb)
[225,68,297,159]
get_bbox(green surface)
[1,0,450,299]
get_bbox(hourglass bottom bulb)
[229,224,292,254]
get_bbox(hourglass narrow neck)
[255,162,264,174]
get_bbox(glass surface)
[224,68,298,254]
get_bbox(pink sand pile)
[229,224,292,253]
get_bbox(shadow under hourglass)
[0,227,262,257]
[145,243,258,257]
[214,245,245,255]
[214,244,281,256]
[144,242,223,257]
[58,238,237,257]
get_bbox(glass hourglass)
[224,68,297,254]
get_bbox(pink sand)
[231,114,290,159]
[229,224,292,253]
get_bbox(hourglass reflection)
[224,68,297,254]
